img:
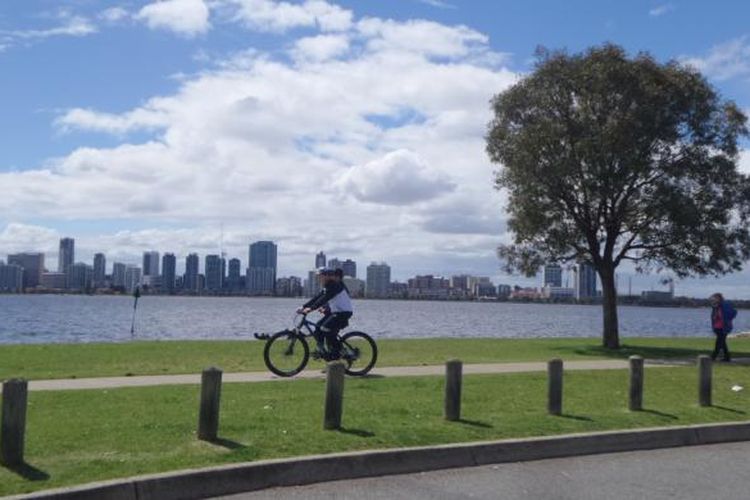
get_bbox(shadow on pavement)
[3,462,50,481]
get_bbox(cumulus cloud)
[336,149,456,205]
[136,0,211,36]
[99,7,130,23]
[682,36,750,81]
[225,0,352,33]
[292,34,349,61]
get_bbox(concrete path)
[213,441,750,500]
[6,358,696,392]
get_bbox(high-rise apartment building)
[544,264,563,287]
[184,253,200,292]
[315,251,326,269]
[161,253,176,293]
[58,238,74,288]
[8,253,45,289]
[205,254,223,291]
[143,251,160,277]
[124,266,141,293]
[112,262,127,288]
[227,258,242,291]
[248,241,277,295]
[576,262,597,300]
[342,259,357,278]
[0,262,23,292]
[328,258,342,271]
[366,262,391,298]
[93,253,106,288]
[69,263,93,291]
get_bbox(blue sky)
[1,0,750,296]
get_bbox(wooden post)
[1,379,28,466]
[548,359,563,416]
[324,361,346,430]
[444,360,462,421]
[198,367,222,441]
[698,355,712,407]
[629,355,644,411]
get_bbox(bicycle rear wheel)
[340,331,377,376]
[263,330,310,377]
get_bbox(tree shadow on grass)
[553,344,750,362]
[205,437,247,450]
[338,427,375,438]
[638,408,679,420]
[558,413,593,422]
[3,462,50,481]
[711,405,746,415]
[455,419,493,429]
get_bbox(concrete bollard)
[1,379,28,466]
[444,360,463,421]
[629,355,644,411]
[698,355,712,407]
[548,359,563,416]
[324,361,346,430]
[198,367,223,441]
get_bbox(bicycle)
[254,312,378,377]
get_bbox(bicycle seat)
[254,332,270,340]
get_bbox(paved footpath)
[6,358,695,392]
[213,441,750,500]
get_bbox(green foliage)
[487,44,750,276]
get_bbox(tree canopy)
[486,44,750,348]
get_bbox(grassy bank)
[1,337,750,380]
[2,365,750,496]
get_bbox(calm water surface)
[0,295,743,344]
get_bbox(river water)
[0,295,742,344]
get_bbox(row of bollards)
[0,355,720,463]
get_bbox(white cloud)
[225,0,352,33]
[649,4,674,17]
[336,149,456,205]
[417,0,457,9]
[99,7,130,23]
[682,36,750,81]
[55,104,170,135]
[3,15,97,41]
[136,0,211,36]
[292,34,349,61]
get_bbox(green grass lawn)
[2,364,750,496]
[2,337,749,380]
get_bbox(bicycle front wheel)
[263,330,310,377]
[340,331,378,376]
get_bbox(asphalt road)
[213,441,750,500]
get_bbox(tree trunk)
[599,266,620,349]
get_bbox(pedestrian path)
[3,358,704,392]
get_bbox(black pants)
[712,328,730,360]
[314,313,352,357]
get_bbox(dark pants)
[712,328,731,360]
[314,313,352,358]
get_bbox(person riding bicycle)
[297,268,353,360]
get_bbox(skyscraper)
[342,259,357,278]
[112,262,127,288]
[227,258,241,291]
[544,264,563,287]
[69,263,93,291]
[205,254,223,291]
[93,253,106,288]
[124,266,141,293]
[328,258,342,271]
[0,262,23,293]
[8,253,45,289]
[315,251,326,269]
[58,237,74,287]
[161,253,176,293]
[366,262,391,298]
[576,262,597,300]
[184,253,200,292]
[143,251,160,277]
[248,241,277,295]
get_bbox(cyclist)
[298,268,353,360]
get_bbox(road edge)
[8,420,750,500]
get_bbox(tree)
[486,44,750,349]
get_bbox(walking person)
[710,293,737,362]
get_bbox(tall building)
[544,264,563,287]
[366,262,391,298]
[143,251,160,277]
[205,254,223,291]
[112,262,127,288]
[328,258,342,271]
[305,270,322,297]
[69,263,93,291]
[315,251,326,269]
[93,253,106,288]
[58,237,75,277]
[161,253,177,293]
[227,258,242,291]
[8,253,45,289]
[576,262,597,300]
[342,259,357,278]
[451,275,470,292]
[184,253,200,292]
[124,266,141,293]
[0,262,23,292]
[248,241,277,295]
